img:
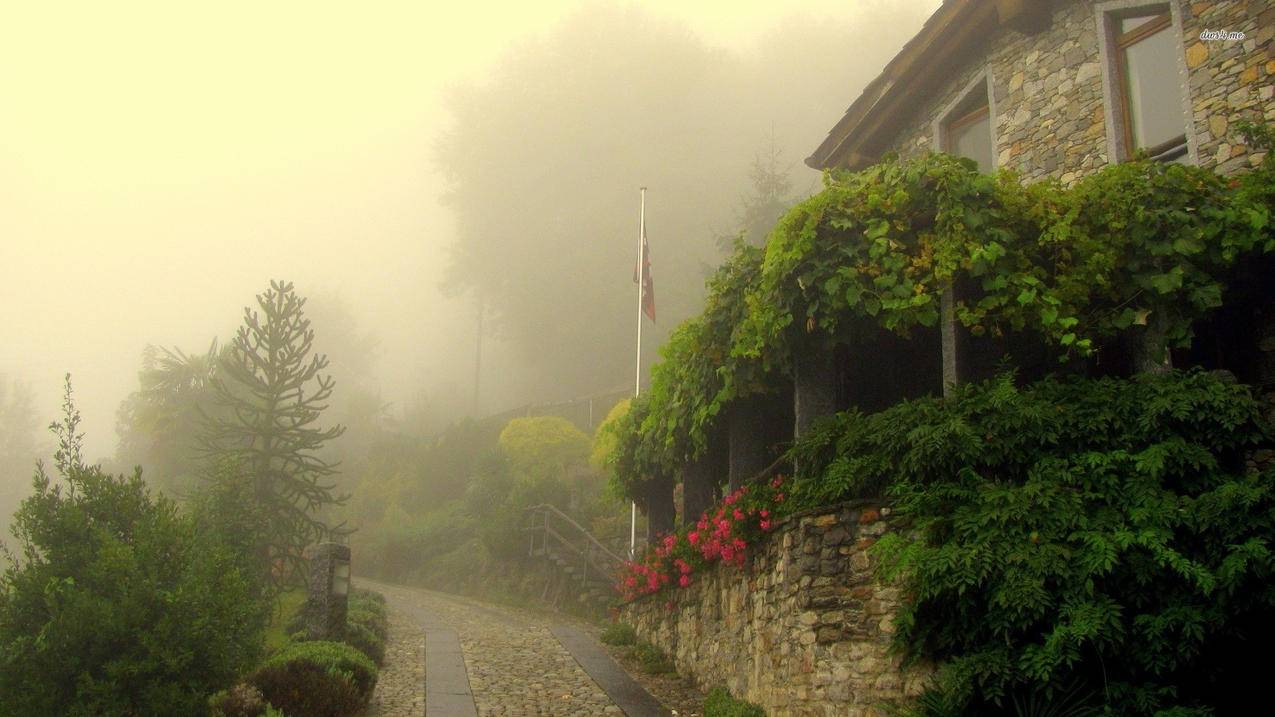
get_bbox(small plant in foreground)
[600,622,637,646]
[705,686,766,717]
[631,641,676,674]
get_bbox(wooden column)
[793,347,840,439]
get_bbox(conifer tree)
[201,279,347,587]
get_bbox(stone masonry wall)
[886,0,1271,185]
[619,502,931,717]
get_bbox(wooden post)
[1133,310,1173,374]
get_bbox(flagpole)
[631,187,646,559]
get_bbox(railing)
[522,503,627,588]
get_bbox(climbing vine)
[610,131,1274,496]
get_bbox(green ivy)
[610,138,1274,496]
[786,371,1274,716]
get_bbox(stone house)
[807,0,1272,183]
[638,0,1275,547]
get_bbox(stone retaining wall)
[619,502,931,717]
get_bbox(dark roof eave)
[806,0,996,171]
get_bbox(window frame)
[1095,0,1196,165]
[932,68,997,174]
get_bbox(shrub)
[705,686,766,717]
[829,371,1275,716]
[632,641,675,674]
[208,684,284,717]
[599,622,637,646]
[249,640,377,717]
[0,385,268,716]
[347,605,388,641]
[342,620,386,666]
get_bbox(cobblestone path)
[359,579,677,717]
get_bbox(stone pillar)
[793,348,840,439]
[1133,310,1173,375]
[728,392,790,491]
[682,427,727,524]
[304,542,351,640]
[642,471,676,545]
[941,286,961,397]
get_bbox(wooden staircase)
[522,504,626,611]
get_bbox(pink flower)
[775,492,785,503]
[688,530,700,545]
[732,508,744,521]
[760,519,771,530]
[678,574,691,587]
[760,509,769,518]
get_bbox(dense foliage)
[248,640,376,717]
[610,146,1275,493]
[0,381,267,716]
[784,371,1274,716]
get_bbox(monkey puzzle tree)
[201,280,347,588]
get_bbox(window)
[941,87,993,173]
[1112,8,1188,161]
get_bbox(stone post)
[1133,310,1173,375]
[728,392,790,491]
[941,286,961,397]
[793,348,840,439]
[642,472,676,546]
[682,428,727,525]
[304,542,351,640]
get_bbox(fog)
[1,0,937,499]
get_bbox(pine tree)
[200,280,347,587]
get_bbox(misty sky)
[1,0,939,461]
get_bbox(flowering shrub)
[615,476,788,600]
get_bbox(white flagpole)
[631,187,646,559]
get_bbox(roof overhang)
[807,0,1051,171]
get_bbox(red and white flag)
[633,226,655,322]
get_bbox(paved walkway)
[359,579,676,717]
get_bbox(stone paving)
[364,607,426,716]
[360,579,696,717]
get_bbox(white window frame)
[1094,0,1197,164]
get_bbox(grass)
[704,686,766,717]
[631,641,676,674]
[263,589,306,653]
[599,622,637,646]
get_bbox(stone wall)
[619,502,931,717]
[886,0,1271,185]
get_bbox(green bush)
[631,641,675,674]
[705,686,766,717]
[342,620,386,666]
[347,605,388,641]
[600,622,637,646]
[249,640,377,717]
[0,390,267,716]
[798,371,1275,716]
[208,683,284,717]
